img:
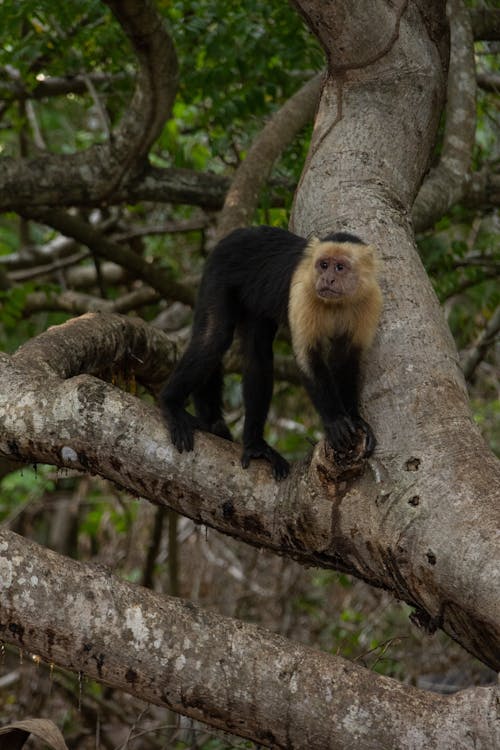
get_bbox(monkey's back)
[199,226,307,324]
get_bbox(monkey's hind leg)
[193,364,233,442]
[240,318,290,481]
[241,441,290,481]
[160,368,202,454]
[160,341,210,453]
[160,299,235,453]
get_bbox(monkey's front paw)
[351,417,376,457]
[325,416,358,454]
[325,416,376,458]
[241,440,290,481]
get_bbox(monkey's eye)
[319,260,329,270]
[335,263,345,272]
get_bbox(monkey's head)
[309,235,378,304]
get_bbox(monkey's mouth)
[317,288,343,299]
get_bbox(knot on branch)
[312,440,367,499]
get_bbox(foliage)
[417,214,499,455]
[0,464,55,522]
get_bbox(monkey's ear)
[306,236,322,254]
[361,244,381,272]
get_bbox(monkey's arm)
[302,341,376,457]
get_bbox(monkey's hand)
[163,406,200,453]
[325,415,376,458]
[351,416,376,457]
[241,439,290,481]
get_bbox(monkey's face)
[314,252,358,301]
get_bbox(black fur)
[321,231,365,245]
[201,226,307,324]
[160,226,372,480]
[303,335,375,457]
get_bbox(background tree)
[0,0,499,748]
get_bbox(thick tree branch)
[10,312,174,388]
[1,529,497,750]
[0,163,295,213]
[2,144,497,220]
[101,0,178,186]
[412,0,476,232]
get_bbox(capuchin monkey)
[160,226,382,480]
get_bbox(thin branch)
[22,287,160,316]
[83,73,111,138]
[8,250,90,282]
[113,216,209,241]
[25,100,47,150]
[440,268,498,301]
[19,209,195,306]
[477,72,500,94]
[452,256,500,270]
[470,8,500,41]
[216,72,323,240]
[462,305,500,381]
[0,71,128,101]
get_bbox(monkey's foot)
[163,407,200,453]
[208,418,233,442]
[241,439,290,481]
